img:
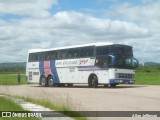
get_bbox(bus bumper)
[109,79,135,84]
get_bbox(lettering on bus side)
[80,59,88,65]
[63,60,77,65]
[56,60,78,67]
[56,61,63,65]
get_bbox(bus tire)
[109,84,117,88]
[57,83,65,87]
[67,83,73,87]
[104,84,108,88]
[48,75,55,87]
[88,79,92,88]
[88,74,98,88]
[92,75,98,88]
[40,75,48,87]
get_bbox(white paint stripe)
[2,95,74,120]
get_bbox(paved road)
[0,84,160,120]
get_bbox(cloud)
[0,0,159,63]
[102,0,160,32]
[48,11,148,40]
[0,10,150,62]
[0,0,58,18]
[99,0,160,63]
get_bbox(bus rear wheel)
[48,75,55,87]
[40,76,48,87]
[57,83,65,87]
[109,84,117,88]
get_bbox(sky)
[0,0,160,63]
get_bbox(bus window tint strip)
[28,46,95,62]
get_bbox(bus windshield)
[96,45,138,69]
[110,45,133,56]
[110,45,137,69]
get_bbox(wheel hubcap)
[41,78,45,85]
[49,78,53,85]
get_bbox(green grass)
[0,71,160,86]
[23,97,87,120]
[0,96,24,111]
[0,96,39,120]
[0,74,27,85]
[0,73,87,119]
[135,72,160,85]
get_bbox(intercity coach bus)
[26,42,139,88]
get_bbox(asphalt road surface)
[0,84,160,120]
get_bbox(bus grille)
[116,73,134,79]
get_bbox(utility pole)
[3,63,4,73]
[142,57,144,67]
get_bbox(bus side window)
[96,47,103,55]
[88,47,94,56]
[62,49,67,59]
[95,57,103,68]
[45,52,50,61]
[56,50,67,59]
[68,49,72,58]
[79,46,94,58]
[39,52,46,61]
[68,48,79,59]
[29,53,37,62]
[28,53,32,62]
[56,50,61,59]
[103,57,109,68]
[95,56,109,68]
[96,46,109,56]
[73,48,79,58]
[103,47,109,55]
[80,47,88,57]
[37,52,41,61]
[50,51,56,60]
[72,48,79,58]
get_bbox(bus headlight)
[119,80,123,83]
[130,80,134,83]
[116,80,119,83]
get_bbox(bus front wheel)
[88,75,98,88]
[40,76,48,87]
[67,83,73,87]
[109,84,117,88]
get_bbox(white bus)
[26,42,139,88]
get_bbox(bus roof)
[28,42,130,53]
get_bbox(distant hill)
[0,62,26,72]
[144,62,160,66]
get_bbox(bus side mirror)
[133,58,139,68]
[108,54,115,66]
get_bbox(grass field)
[0,74,27,85]
[135,72,160,85]
[0,96,39,120]
[0,72,160,85]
